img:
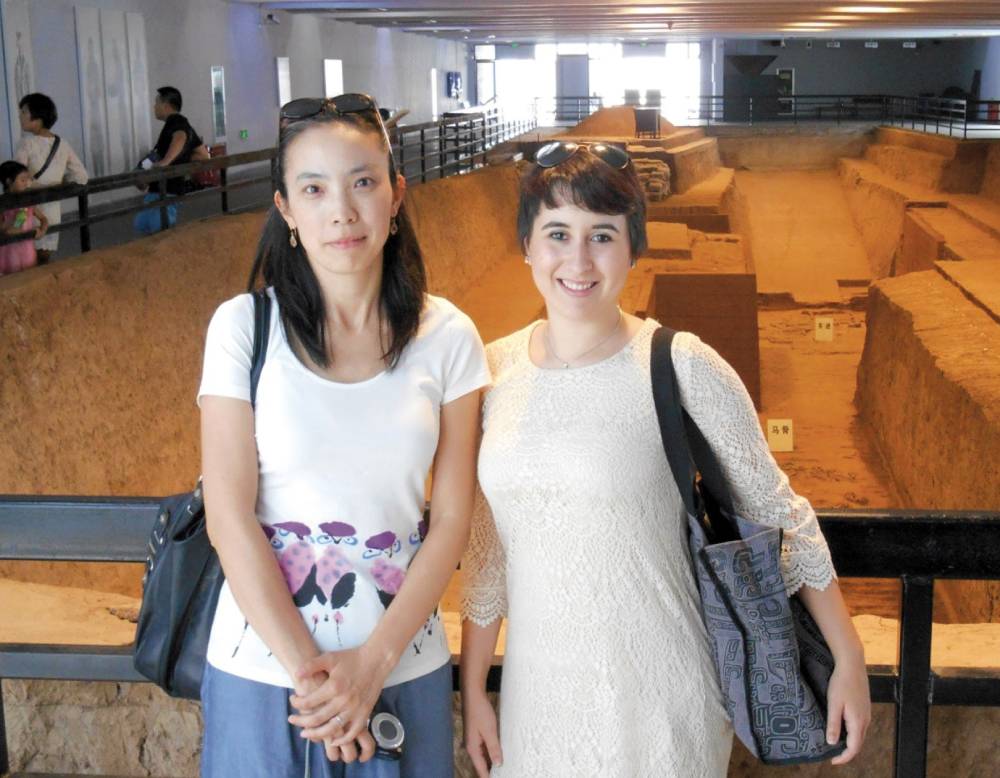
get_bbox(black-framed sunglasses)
[279,93,396,171]
[534,141,630,170]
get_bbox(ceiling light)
[831,5,907,12]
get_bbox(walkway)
[736,169,872,305]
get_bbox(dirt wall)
[897,210,944,276]
[981,143,1000,204]
[405,164,522,299]
[856,270,1000,622]
[839,159,908,278]
[713,129,872,170]
[0,214,262,498]
[857,271,1000,511]
[872,128,990,193]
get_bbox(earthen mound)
[570,105,675,136]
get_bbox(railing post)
[420,128,427,183]
[438,124,446,180]
[220,166,229,214]
[894,575,934,778]
[77,191,91,253]
[158,178,169,232]
[1,681,10,776]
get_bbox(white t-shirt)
[198,289,490,688]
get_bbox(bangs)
[537,156,637,219]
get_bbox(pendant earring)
[289,228,298,248]
[389,217,399,236]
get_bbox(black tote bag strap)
[34,135,61,180]
[649,326,737,514]
[250,289,272,407]
[650,327,698,515]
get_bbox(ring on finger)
[334,713,346,728]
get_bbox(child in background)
[0,160,48,275]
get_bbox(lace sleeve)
[672,332,836,595]
[460,484,508,626]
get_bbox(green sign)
[239,129,249,140]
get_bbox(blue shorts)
[200,660,454,778]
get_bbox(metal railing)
[0,500,998,778]
[0,105,536,257]
[691,93,1000,138]
[533,95,603,125]
[396,106,536,184]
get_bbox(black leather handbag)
[650,327,846,765]
[133,290,272,699]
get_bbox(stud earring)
[389,216,399,235]
[524,255,531,265]
[289,228,298,248]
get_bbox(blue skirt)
[200,660,454,778]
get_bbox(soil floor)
[737,169,873,304]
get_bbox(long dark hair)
[247,112,427,369]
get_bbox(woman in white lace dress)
[459,143,871,777]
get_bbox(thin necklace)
[545,310,623,369]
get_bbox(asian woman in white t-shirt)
[197,94,489,777]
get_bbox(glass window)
[323,59,344,98]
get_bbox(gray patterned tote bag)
[650,327,847,765]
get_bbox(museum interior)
[0,1,999,776]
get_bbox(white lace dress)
[461,319,837,777]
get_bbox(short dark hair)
[156,86,182,111]
[517,149,648,260]
[19,93,58,129]
[246,108,426,371]
[0,160,29,192]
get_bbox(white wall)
[4,0,467,159]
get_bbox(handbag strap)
[250,289,272,407]
[649,326,736,514]
[34,135,61,180]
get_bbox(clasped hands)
[287,645,388,763]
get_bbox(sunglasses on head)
[279,93,396,170]
[534,141,630,170]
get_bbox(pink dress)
[0,207,37,274]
